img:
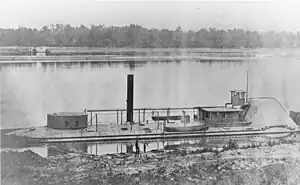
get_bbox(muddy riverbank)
[2,141,300,185]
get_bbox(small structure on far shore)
[31,46,51,56]
[47,112,87,129]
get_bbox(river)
[1,48,300,156]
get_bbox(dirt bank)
[2,142,300,185]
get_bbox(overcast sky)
[1,0,299,32]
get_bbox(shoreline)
[0,55,256,63]
[1,142,300,185]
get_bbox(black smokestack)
[126,74,134,124]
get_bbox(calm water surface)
[1,52,300,129]
[1,49,300,155]
[1,137,252,158]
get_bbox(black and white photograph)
[1,0,300,184]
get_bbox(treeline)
[0,24,299,48]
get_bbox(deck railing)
[84,107,198,126]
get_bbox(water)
[0,139,198,157]
[1,132,276,157]
[0,136,254,158]
[1,49,300,155]
[1,53,300,129]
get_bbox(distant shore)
[0,47,260,63]
[0,55,256,63]
[0,47,258,57]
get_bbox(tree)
[0,24,297,48]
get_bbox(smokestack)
[126,74,134,127]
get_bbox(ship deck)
[27,129,300,143]
[5,121,299,144]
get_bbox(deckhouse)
[195,90,251,127]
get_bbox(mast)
[0,91,1,126]
[246,70,249,102]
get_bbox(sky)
[0,0,299,32]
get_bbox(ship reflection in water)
[46,141,167,157]
[26,136,257,157]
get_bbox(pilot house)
[195,90,250,127]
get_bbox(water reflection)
[0,62,37,70]
[0,134,268,158]
[46,140,166,157]
[0,60,152,71]
[123,61,148,71]
[0,59,249,71]
[83,141,167,155]
[0,58,250,72]
[43,137,242,157]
